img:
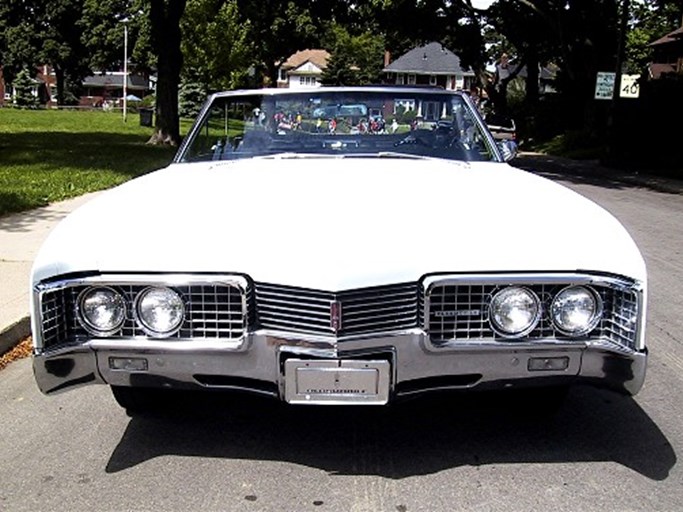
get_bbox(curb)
[0,317,30,356]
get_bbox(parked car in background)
[30,87,647,414]
[486,113,517,142]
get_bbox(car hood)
[32,158,646,289]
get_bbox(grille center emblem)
[330,300,343,334]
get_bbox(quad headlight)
[489,286,540,338]
[77,287,126,336]
[551,286,602,336]
[135,287,185,337]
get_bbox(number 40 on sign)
[620,74,640,98]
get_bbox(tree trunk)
[148,0,187,146]
[55,66,65,106]
[525,48,539,106]
[265,61,278,88]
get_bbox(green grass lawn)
[0,108,184,217]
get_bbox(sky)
[471,0,495,8]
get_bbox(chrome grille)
[255,282,419,336]
[427,281,639,349]
[39,281,246,349]
[598,286,639,349]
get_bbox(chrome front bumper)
[33,329,647,401]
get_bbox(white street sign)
[595,72,616,100]
[620,74,640,98]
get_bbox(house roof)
[383,42,474,76]
[515,63,557,81]
[82,73,149,90]
[650,25,683,46]
[281,49,330,71]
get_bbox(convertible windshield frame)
[174,86,504,164]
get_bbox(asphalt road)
[1,159,681,512]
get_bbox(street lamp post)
[122,19,129,123]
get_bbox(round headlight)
[135,287,185,337]
[551,286,602,336]
[489,286,540,338]
[78,287,126,336]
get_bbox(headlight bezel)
[134,286,186,338]
[488,286,542,339]
[76,286,127,336]
[550,285,603,337]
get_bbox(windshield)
[178,88,498,163]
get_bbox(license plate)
[284,359,391,405]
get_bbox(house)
[277,49,330,89]
[509,63,558,95]
[382,42,475,91]
[648,24,683,78]
[79,71,152,107]
[0,65,153,107]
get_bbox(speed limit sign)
[620,74,640,98]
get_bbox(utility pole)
[613,0,630,102]
[606,0,630,163]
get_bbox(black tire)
[110,386,173,416]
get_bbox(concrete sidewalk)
[0,192,101,354]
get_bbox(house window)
[396,74,404,85]
[296,76,317,87]
[278,68,287,82]
[408,74,416,85]
[423,101,440,121]
[429,75,437,86]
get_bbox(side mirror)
[498,140,518,162]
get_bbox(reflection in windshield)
[180,89,496,163]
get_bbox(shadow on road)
[515,154,683,195]
[106,385,675,480]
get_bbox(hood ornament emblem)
[330,300,342,334]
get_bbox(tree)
[181,0,252,92]
[81,0,153,73]
[321,24,385,86]
[1,1,92,105]
[235,0,320,86]
[39,0,92,105]
[12,69,41,108]
[148,0,187,145]
[0,1,45,83]
[82,0,184,145]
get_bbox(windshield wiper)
[252,152,333,160]
[375,152,429,160]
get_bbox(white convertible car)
[30,87,647,413]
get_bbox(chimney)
[384,51,391,67]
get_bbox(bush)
[395,105,417,125]
[179,80,208,119]
[12,69,40,108]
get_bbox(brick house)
[0,66,152,107]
